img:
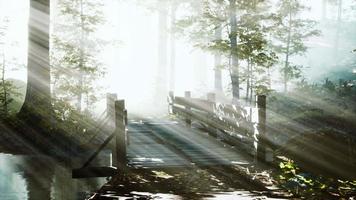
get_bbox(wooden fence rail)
[72,95,127,178]
[168,91,270,163]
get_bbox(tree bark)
[214,25,223,93]
[267,67,272,90]
[169,2,177,92]
[284,3,292,93]
[249,64,254,105]
[322,0,327,20]
[246,58,250,102]
[77,0,84,112]
[229,0,239,102]
[156,0,168,104]
[20,0,51,124]
[334,0,342,62]
[1,51,8,116]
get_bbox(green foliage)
[273,0,320,90]
[176,0,278,98]
[0,80,22,116]
[52,0,106,113]
[274,0,320,55]
[295,78,356,99]
[281,64,303,82]
[51,97,103,142]
[0,17,24,117]
[276,158,356,199]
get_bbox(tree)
[173,0,224,94]
[52,0,106,114]
[214,24,223,93]
[0,18,24,117]
[176,0,277,102]
[322,0,327,20]
[0,17,10,116]
[169,0,178,92]
[175,0,234,97]
[331,0,343,61]
[273,0,319,92]
[19,0,52,126]
[237,8,278,100]
[156,0,169,101]
[229,0,240,102]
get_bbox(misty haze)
[0,0,355,199]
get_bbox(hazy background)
[0,0,354,114]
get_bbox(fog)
[1,0,355,114]
[1,1,356,199]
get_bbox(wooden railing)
[72,94,128,178]
[168,91,270,162]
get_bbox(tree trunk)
[229,0,239,103]
[334,0,342,62]
[246,58,250,102]
[20,0,51,124]
[284,4,292,93]
[156,0,168,104]
[267,66,272,89]
[77,0,85,112]
[214,25,223,93]
[322,0,327,21]
[249,64,254,105]
[169,2,177,92]
[1,51,7,116]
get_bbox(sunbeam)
[0,0,355,199]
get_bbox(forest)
[0,0,355,199]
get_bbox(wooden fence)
[72,94,128,178]
[168,91,271,162]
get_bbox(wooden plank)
[257,95,270,163]
[150,122,251,165]
[174,96,250,123]
[81,132,115,168]
[114,100,127,170]
[184,91,192,126]
[125,117,253,168]
[173,105,253,137]
[174,96,215,113]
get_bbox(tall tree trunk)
[156,0,168,103]
[249,64,254,105]
[246,58,250,102]
[284,4,292,93]
[334,0,342,62]
[77,0,84,112]
[322,0,327,21]
[1,51,7,116]
[20,0,51,124]
[214,25,223,93]
[267,67,272,90]
[229,0,239,103]
[169,2,177,92]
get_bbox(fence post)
[114,100,127,171]
[207,92,219,138]
[207,92,216,119]
[168,91,174,114]
[207,93,216,103]
[185,91,191,127]
[257,95,272,163]
[106,93,118,127]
